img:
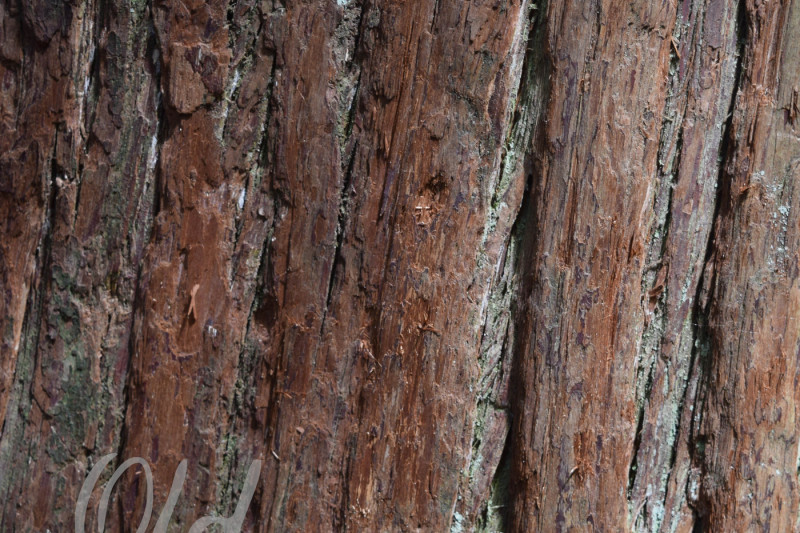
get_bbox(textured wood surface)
[1,0,800,531]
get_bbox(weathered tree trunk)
[1,0,800,531]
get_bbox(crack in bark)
[624,0,748,529]
[214,44,281,521]
[460,2,552,531]
[71,6,101,228]
[684,0,748,523]
[322,137,358,321]
[228,37,274,286]
[100,8,169,526]
[320,1,366,336]
[0,118,63,525]
[627,13,687,515]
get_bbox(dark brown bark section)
[2,0,800,531]
[1,0,160,529]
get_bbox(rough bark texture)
[1,0,800,531]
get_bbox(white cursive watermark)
[75,453,261,532]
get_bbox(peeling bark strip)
[2,0,800,531]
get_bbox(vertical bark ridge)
[690,0,800,529]
[626,0,744,530]
[0,0,162,529]
[507,0,684,529]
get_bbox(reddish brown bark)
[2,0,800,531]
[695,1,800,530]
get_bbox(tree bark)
[1,0,799,531]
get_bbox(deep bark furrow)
[457,2,552,531]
